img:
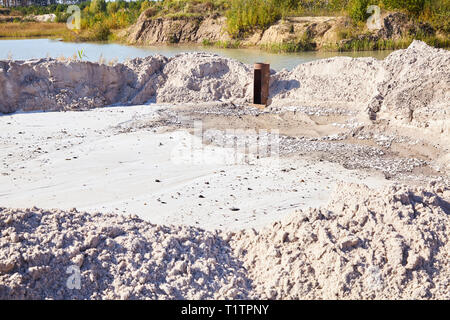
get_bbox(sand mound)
[1,42,448,135]
[370,41,450,129]
[0,55,168,113]
[270,56,384,109]
[156,52,252,104]
[0,208,253,299]
[0,53,251,113]
[1,182,448,299]
[270,41,449,128]
[232,181,450,299]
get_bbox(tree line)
[1,0,80,7]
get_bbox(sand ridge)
[0,41,449,300]
[0,181,448,299]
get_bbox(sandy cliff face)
[126,11,436,49]
[126,13,344,48]
[244,16,345,48]
[127,16,230,45]
[0,55,168,113]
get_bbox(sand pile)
[270,56,384,110]
[0,55,168,113]
[369,41,450,129]
[232,180,450,299]
[270,41,450,130]
[1,42,448,134]
[156,52,252,104]
[0,207,253,299]
[1,181,448,299]
[0,53,250,114]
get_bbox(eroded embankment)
[0,181,448,299]
[0,52,252,113]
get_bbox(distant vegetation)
[0,0,448,49]
[225,0,449,37]
[0,21,68,38]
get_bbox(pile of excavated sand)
[156,52,252,104]
[232,181,450,299]
[369,41,450,129]
[0,208,254,299]
[1,181,448,299]
[270,41,450,129]
[0,55,168,113]
[269,56,384,110]
[1,41,448,134]
[0,52,251,114]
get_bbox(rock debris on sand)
[1,182,448,299]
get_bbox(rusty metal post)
[253,63,270,106]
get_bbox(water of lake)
[0,38,394,71]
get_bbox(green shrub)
[90,0,107,15]
[226,0,281,38]
[90,22,110,40]
[140,0,153,13]
[382,0,425,16]
[336,27,354,40]
[107,1,120,15]
[421,0,450,32]
[55,12,70,23]
[348,0,370,22]
[214,40,241,48]
[202,38,213,46]
[142,7,158,18]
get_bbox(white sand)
[1,41,448,299]
[1,181,448,299]
[0,105,388,231]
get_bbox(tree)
[348,0,370,22]
[90,0,106,14]
[107,0,119,14]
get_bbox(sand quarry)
[0,41,449,299]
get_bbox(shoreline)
[0,30,412,53]
[0,20,448,54]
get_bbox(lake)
[0,38,394,71]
